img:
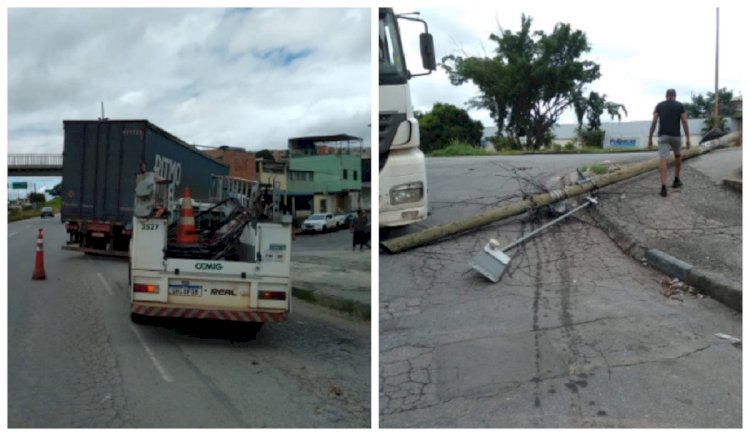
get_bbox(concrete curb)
[292,280,370,295]
[686,269,742,313]
[645,249,692,282]
[590,207,742,313]
[645,249,742,313]
[722,177,742,193]
[588,206,646,260]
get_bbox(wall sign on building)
[608,137,638,148]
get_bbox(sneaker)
[672,178,683,188]
[660,185,667,197]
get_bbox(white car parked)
[302,213,335,233]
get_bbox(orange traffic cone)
[32,228,46,280]
[175,187,198,244]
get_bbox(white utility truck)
[378,8,436,227]
[129,172,292,338]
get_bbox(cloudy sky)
[395,0,745,132]
[7,7,371,155]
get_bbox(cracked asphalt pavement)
[8,217,370,428]
[380,154,741,428]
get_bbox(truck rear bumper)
[131,302,287,323]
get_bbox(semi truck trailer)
[61,119,228,256]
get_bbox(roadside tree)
[573,91,627,147]
[416,103,484,153]
[684,87,736,134]
[442,14,600,150]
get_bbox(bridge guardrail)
[8,154,63,167]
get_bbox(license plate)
[91,232,105,238]
[168,284,203,297]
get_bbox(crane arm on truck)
[129,171,292,338]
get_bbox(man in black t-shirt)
[648,88,691,197]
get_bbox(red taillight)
[259,291,287,301]
[122,229,132,236]
[134,283,158,293]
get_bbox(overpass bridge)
[8,154,63,176]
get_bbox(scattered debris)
[575,168,591,185]
[330,386,343,397]
[715,333,741,344]
[659,277,703,301]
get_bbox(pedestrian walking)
[350,210,368,251]
[648,88,691,197]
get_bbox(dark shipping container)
[61,119,229,255]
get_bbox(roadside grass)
[428,142,651,157]
[587,163,609,175]
[292,287,370,320]
[428,143,494,157]
[294,288,317,303]
[8,197,61,222]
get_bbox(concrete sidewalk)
[589,146,742,312]
[291,249,372,319]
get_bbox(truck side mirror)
[420,33,436,71]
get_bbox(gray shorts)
[658,135,682,160]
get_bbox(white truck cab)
[379,8,436,227]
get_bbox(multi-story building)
[286,134,364,216]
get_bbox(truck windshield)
[379,10,407,83]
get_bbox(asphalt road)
[382,151,654,240]
[293,222,368,252]
[379,152,742,428]
[8,215,371,428]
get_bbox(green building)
[287,134,364,215]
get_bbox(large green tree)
[443,14,600,150]
[572,90,627,147]
[684,87,735,118]
[46,182,63,196]
[416,103,484,153]
[683,87,736,134]
[573,91,627,131]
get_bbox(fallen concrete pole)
[381,133,739,254]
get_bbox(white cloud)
[394,1,745,131]
[8,7,371,154]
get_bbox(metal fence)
[8,154,63,167]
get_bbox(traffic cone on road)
[175,187,198,244]
[32,228,46,280]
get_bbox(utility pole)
[713,7,720,129]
